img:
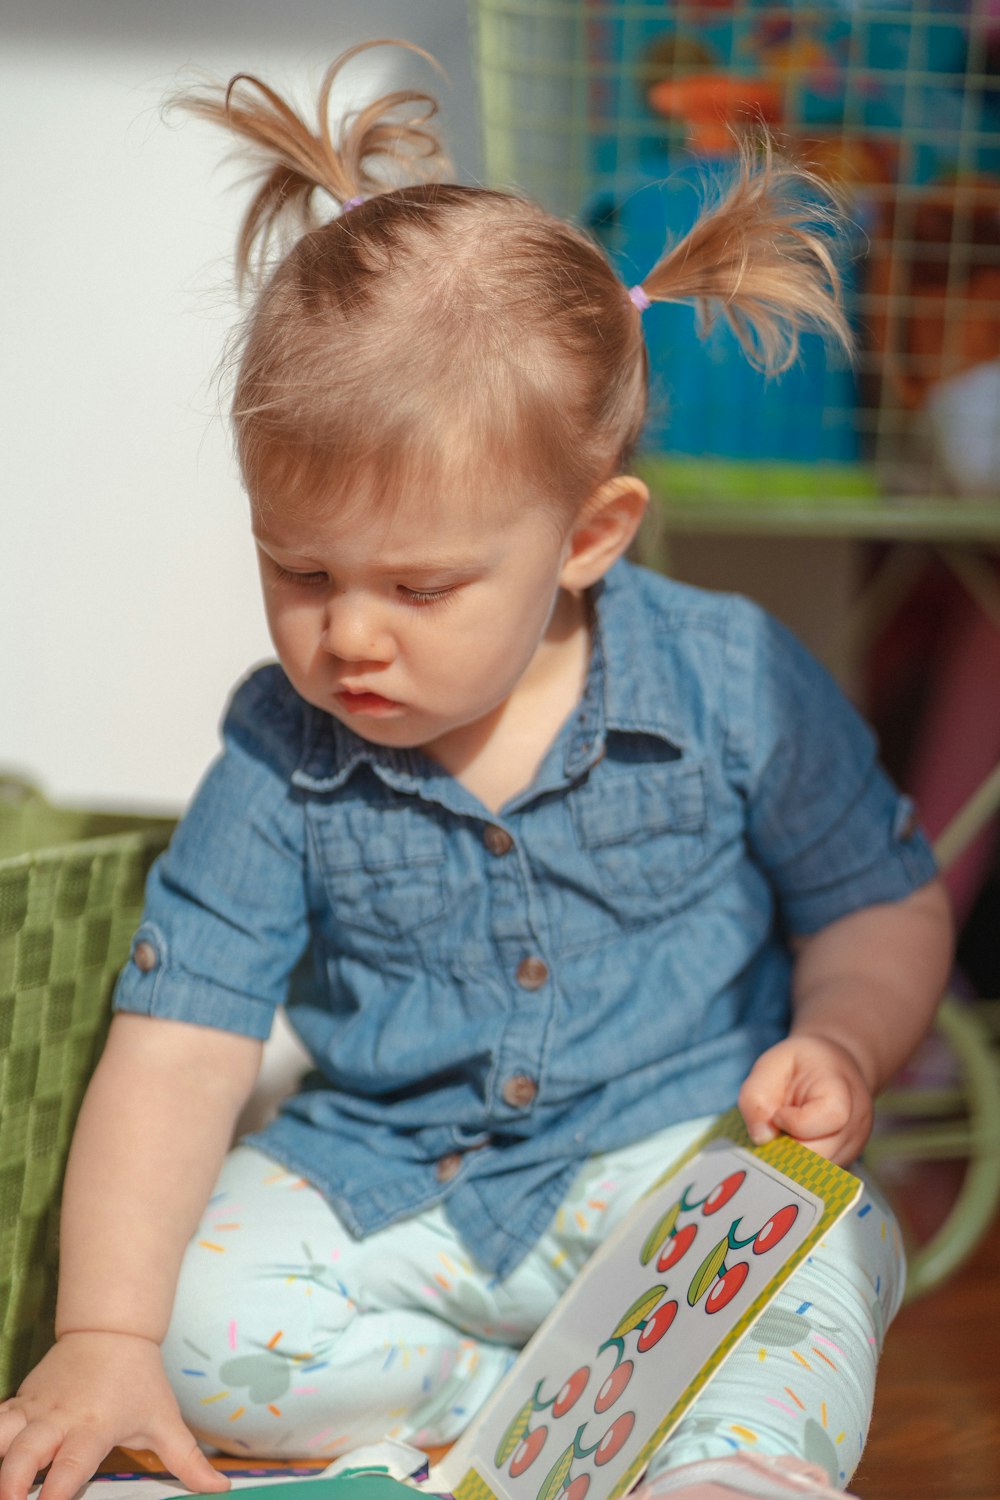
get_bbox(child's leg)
[645,1173,905,1491]
[162,1121,711,1459]
[162,1146,522,1457]
[163,1128,902,1486]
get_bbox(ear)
[559,475,649,593]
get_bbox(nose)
[321,591,394,664]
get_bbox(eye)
[272,564,328,587]
[398,585,456,607]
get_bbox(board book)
[434,1108,860,1500]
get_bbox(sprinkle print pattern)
[162,1129,903,1488]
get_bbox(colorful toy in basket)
[583,0,1000,466]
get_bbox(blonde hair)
[178,42,852,519]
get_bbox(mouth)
[335,689,405,717]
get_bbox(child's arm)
[0,1013,263,1500]
[738,876,954,1163]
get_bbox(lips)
[335,689,403,716]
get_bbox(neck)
[424,588,590,813]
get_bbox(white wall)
[1,0,480,814]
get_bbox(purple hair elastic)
[628,284,652,312]
[340,195,366,214]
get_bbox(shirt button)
[484,825,514,856]
[435,1153,462,1183]
[516,956,549,990]
[132,940,158,973]
[502,1074,538,1109]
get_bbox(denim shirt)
[114,561,936,1276]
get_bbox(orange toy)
[647,74,783,154]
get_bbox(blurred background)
[1,0,480,812]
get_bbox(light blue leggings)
[162,1121,904,1491]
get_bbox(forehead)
[251,474,566,566]
[249,442,570,551]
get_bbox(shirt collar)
[291,688,488,821]
[292,706,418,795]
[575,561,690,758]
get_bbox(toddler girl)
[0,42,952,1500]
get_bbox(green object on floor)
[0,777,174,1397]
[236,1476,424,1500]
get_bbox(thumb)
[738,1046,795,1147]
[151,1422,230,1495]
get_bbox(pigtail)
[635,137,853,373]
[176,40,448,286]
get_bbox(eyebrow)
[254,538,488,575]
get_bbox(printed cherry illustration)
[754,1203,799,1254]
[656,1222,698,1272]
[594,1359,633,1413]
[702,1171,746,1215]
[705,1259,749,1313]
[563,1476,591,1500]
[639,1200,681,1265]
[592,1411,636,1466]
[534,1441,577,1500]
[610,1285,669,1340]
[495,1394,536,1468]
[551,1365,590,1418]
[687,1233,730,1306]
[510,1424,549,1477]
[636,1298,679,1351]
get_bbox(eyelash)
[273,566,327,587]
[272,566,455,608]
[399,586,456,608]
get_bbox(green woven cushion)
[0,780,173,1396]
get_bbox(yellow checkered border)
[454,1473,501,1500]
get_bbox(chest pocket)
[571,760,708,911]
[309,803,448,940]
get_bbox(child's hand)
[737,1034,874,1165]
[0,1331,229,1500]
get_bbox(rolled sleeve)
[726,602,938,935]
[113,666,311,1037]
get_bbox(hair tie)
[340,195,366,215]
[628,284,652,313]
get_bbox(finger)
[805,1104,873,1166]
[0,1421,61,1500]
[781,1121,862,1165]
[773,1075,853,1142]
[152,1424,229,1494]
[0,1408,28,1458]
[37,1429,111,1500]
[738,1050,795,1144]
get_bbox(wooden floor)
[855,1211,1000,1500]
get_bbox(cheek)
[264,598,321,665]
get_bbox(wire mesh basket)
[0,779,173,1396]
[470,0,1000,510]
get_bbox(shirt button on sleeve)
[435,1153,463,1183]
[132,940,158,973]
[502,1074,538,1109]
[516,956,548,990]
[483,825,514,856]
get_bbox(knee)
[162,1253,361,1453]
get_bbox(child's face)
[252,481,579,756]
